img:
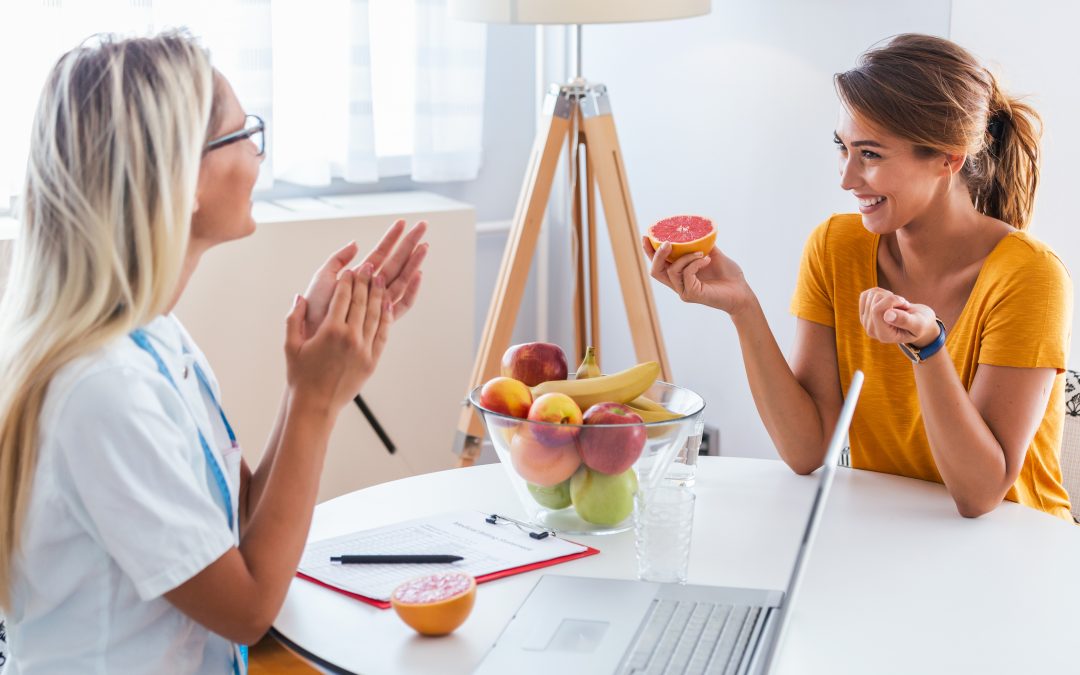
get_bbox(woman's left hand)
[302,219,428,335]
[859,287,939,347]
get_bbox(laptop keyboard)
[619,599,764,675]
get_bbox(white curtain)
[0,0,488,206]
[270,0,377,185]
[412,0,487,182]
[0,0,279,198]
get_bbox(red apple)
[478,377,532,418]
[527,392,583,446]
[578,402,646,474]
[501,342,568,386]
[510,425,581,487]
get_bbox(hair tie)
[987,112,1006,154]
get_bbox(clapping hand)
[285,267,392,411]
[302,220,427,336]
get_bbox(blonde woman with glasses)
[0,32,427,673]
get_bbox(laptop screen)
[760,370,864,672]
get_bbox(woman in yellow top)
[644,33,1073,521]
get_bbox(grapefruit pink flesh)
[647,215,717,262]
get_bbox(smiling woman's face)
[191,74,263,249]
[834,108,954,235]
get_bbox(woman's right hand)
[302,220,427,337]
[283,265,392,412]
[641,237,754,316]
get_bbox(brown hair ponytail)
[835,34,1042,229]
[974,75,1041,229]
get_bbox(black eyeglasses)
[205,114,265,156]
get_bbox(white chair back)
[1061,369,1080,522]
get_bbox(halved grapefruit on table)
[391,572,477,636]
[647,215,717,262]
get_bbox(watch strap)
[898,318,947,364]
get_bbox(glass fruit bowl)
[468,380,706,535]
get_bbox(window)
[0,0,483,212]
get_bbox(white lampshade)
[448,0,711,25]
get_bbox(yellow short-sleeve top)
[790,213,1074,521]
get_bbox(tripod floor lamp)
[449,0,712,467]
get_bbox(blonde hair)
[0,31,215,608]
[835,33,1042,229]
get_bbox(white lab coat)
[6,314,243,674]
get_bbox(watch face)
[898,342,921,363]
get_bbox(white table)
[271,457,1080,674]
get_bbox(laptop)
[475,370,864,675]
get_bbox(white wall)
[543,1,953,458]
[951,0,1080,367]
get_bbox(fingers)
[365,220,427,285]
[683,255,711,281]
[350,263,373,325]
[883,306,917,331]
[371,297,394,363]
[392,271,423,321]
[326,270,354,326]
[667,251,705,295]
[385,221,428,275]
[358,219,407,273]
[386,242,429,304]
[649,241,673,284]
[320,241,359,277]
[285,294,307,353]
[859,287,929,343]
[362,273,386,341]
[641,235,657,261]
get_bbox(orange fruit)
[647,215,717,262]
[391,572,476,636]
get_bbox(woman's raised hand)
[641,237,754,316]
[284,266,393,412]
[302,220,428,336]
[858,287,939,347]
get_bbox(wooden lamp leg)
[584,129,601,367]
[580,85,672,381]
[454,88,571,467]
[454,81,672,469]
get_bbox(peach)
[527,392,583,446]
[478,377,532,419]
[510,425,581,487]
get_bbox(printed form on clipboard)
[297,510,599,609]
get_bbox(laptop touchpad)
[526,618,610,653]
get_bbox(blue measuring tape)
[129,328,247,672]
[130,329,235,529]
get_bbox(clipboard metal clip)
[485,513,555,540]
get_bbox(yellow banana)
[624,404,682,424]
[627,395,668,412]
[532,361,660,410]
[575,346,602,379]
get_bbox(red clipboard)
[296,543,599,610]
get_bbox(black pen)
[329,554,464,564]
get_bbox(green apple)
[527,479,572,509]
[570,467,638,526]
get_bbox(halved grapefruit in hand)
[647,215,717,262]
[391,572,476,636]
